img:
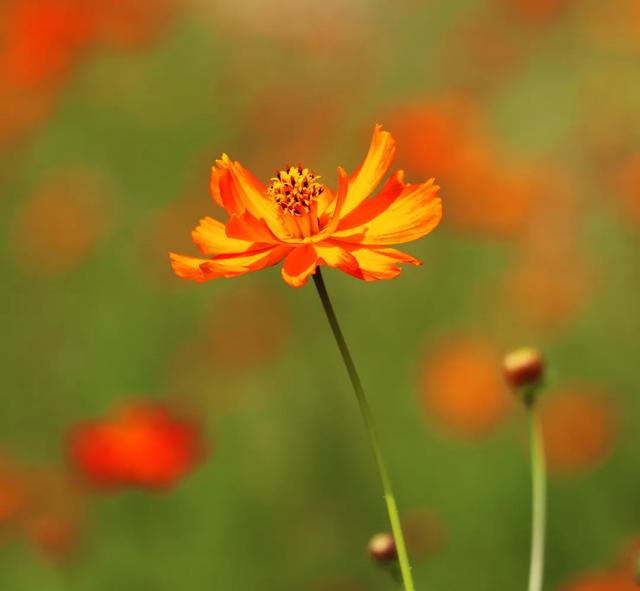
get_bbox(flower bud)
[368,532,397,562]
[503,347,544,389]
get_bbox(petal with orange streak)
[169,253,212,282]
[337,170,406,232]
[225,211,281,244]
[317,186,335,220]
[281,244,318,287]
[209,165,229,209]
[314,242,359,273]
[192,216,257,255]
[341,125,397,217]
[170,245,290,283]
[333,179,442,246]
[334,245,422,281]
[317,167,349,238]
[210,154,288,239]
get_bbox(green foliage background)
[1,1,639,589]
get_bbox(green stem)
[527,403,547,591]
[312,268,416,591]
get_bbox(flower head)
[170,125,442,287]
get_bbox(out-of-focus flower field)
[1,0,640,589]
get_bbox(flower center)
[267,165,325,216]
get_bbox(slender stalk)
[312,268,416,591]
[526,403,547,591]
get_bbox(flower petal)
[330,245,422,281]
[317,186,335,220]
[225,211,280,244]
[210,154,288,240]
[314,242,359,273]
[170,246,291,283]
[192,216,257,256]
[341,124,397,217]
[281,244,318,288]
[169,253,212,282]
[333,179,442,246]
[337,170,406,232]
[316,167,349,239]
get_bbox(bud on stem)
[503,347,545,406]
[368,532,397,562]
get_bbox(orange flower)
[170,125,442,288]
[68,403,205,490]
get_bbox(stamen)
[267,165,325,216]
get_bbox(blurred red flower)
[68,403,206,490]
[0,0,184,154]
[0,0,94,90]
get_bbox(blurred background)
[1,0,640,589]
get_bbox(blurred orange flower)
[68,403,205,490]
[384,99,534,238]
[560,537,640,591]
[419,337,513,439]
[90,0,182,49]
[21,468,86,562]
[1,456,87,561]
[611,153,640,225]
[401,508,443,557]
[197,285,291,370]
[540,386,616,474]
[170,125,442,287]
[498,0,574,26]
[560,571,637,591]
[0,456,26,526]
[12,168,113,277]
[0,81,55,152]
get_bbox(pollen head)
[267,165,325,216]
